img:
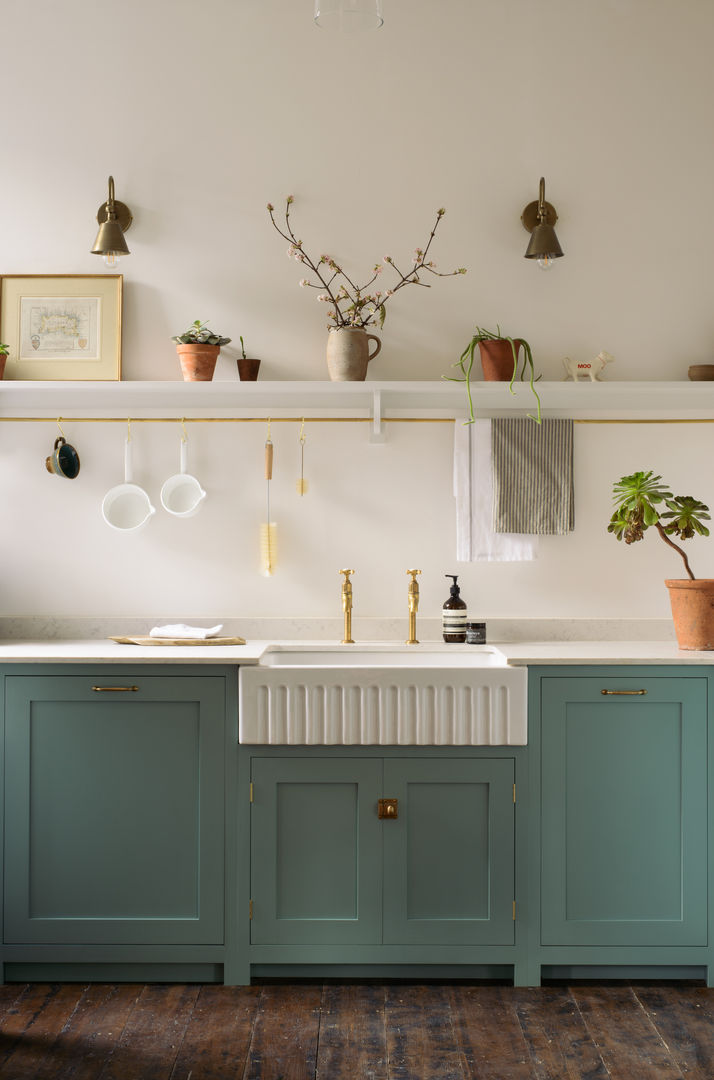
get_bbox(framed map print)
[0,275,122,380]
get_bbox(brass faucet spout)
[339,568,356,644]
[405,569,422,645]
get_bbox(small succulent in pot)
[171,319,231,347]
[0,343,9,356]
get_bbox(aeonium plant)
[608,470,711,580]
[267,195,467,330]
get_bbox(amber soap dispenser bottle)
[443,574,467,643]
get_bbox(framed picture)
[0,274,122,380]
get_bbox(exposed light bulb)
[537,254,556,271]
[102,253,122,269]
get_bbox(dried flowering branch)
[267,196,466,330]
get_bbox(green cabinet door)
[382,758,515,945]
[540,675,707,947]
[250,757,383,946]
[4,674,226,946]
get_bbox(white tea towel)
[149,623,224,639]
[453,420,538,562]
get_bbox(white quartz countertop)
[0,638,711,665]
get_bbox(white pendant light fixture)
[314,0,383,31]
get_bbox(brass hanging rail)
[0,416,712,425]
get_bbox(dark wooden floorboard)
[571,985,686,1079]
[315,984,387,1080]
[513,987,610,1080]
[0,983,88,1079]
[241,984,322,1080]
[635,986,714,1079]
[0,981,712,1078]
[95,983,200,1080]
[31,983,143,1080]
[385,984,464,1080]
[169,985,261,1080]
[448,985,533,1080]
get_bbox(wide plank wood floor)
[0,982,711,1079]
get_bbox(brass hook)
[56,417,65,439]
[299,417,306,445]
[127,417,132,441]
[180,416,188,443]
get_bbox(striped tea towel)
[453,420,539,561]
[491,418,574,534]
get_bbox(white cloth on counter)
[453,419,539,562]
[149,623,224,639]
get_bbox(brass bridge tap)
[339,569,356,644]
[406,569,422,645]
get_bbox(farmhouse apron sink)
[239,644,527,745]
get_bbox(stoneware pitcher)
[326,327,381,381]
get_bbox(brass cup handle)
[601,689,647,695]
[91,685,139,692]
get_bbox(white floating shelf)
[0,379,713,421]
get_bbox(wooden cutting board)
[110,636,246,646]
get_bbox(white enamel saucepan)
[160,429,206,517]
[101,435,156,532]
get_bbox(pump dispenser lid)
[446,574,460,596]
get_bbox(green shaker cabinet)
[529,668,713,985]
[249,752,516,955]
[4,671,227,949]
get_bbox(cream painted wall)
[2,0,714,622]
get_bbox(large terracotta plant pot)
[326,327,382,381]
[665,579,714,649]
[177,343,220,382]
[0,354,6,380]
[479,339,522,381]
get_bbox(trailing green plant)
[0,343,9,355]
[171,319,231,347]
[444,326,542,424]
[608,470,710,580]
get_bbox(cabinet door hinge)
[513,783,516,804]
[249,782,254,803]
[249,899,253,920]
[512,900,516,921]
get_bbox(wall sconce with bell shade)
[521,177,563,270]
[314,0,383,30]
[91,176,132,268]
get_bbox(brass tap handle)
[339,569,355,644]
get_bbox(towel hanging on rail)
[491,418,574,534]
[453,420,538,562]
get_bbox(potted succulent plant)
[445,326,542,424]
[608,470,713,649]
[171,319,231,382]
[237,335,261,382]
[0,342,9,380]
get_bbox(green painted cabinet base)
[528,666,714,988]
[0,665,240,986]
[242,746,530,984]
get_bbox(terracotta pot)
[237,356,261,381]
[665,579,714,649]
[479,338,522,381]
[0,354,6,380]
[326,327,381,382]
[176,343,220,382]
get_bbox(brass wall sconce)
[521,176,563,270]
[91,176,132,268]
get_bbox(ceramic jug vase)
[326,327,382,381]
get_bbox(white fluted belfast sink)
[239,644,527,745]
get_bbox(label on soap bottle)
[442,610,468,634]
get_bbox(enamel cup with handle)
[45,436,80,479]
[160,435,206,517]
[101,437,156,531]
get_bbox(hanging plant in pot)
[608,470,713,649]
[267,196,467,381]
[444,325,542,423]
[171,320,231,382]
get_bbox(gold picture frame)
[0,274,122,381]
